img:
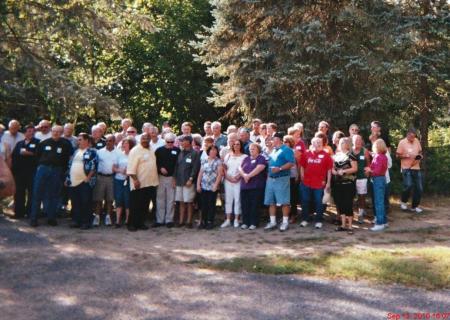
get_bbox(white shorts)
[356,178,368,195]
[175,185,196,203]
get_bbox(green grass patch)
[197,247,450,290]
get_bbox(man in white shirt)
[92,134,119,226]
[1,119,25,153]
[35,120,52,141]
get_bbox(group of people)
[0,117,424,233]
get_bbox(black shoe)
[166,222,174,228]
[114,224,121,229]
[70,223,81,228]
[335,226,347,232]
[198,223,205,230]
[185,223,193,229]
[205,223,214,230]
[152,222,163,228]
[30,220,38,227]
[127,226,137,232]
[80,224,90,230]
[48,219,58,226]
[138,225,149,230]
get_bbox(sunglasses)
[127,131,136,134]
[166,141,174,144]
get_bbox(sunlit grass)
[197,246,450,290]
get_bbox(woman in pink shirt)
[365,139,388,231]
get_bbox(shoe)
[152,222,163,228]
[412,207,423,214]
[400,202,408,211]
[127,226,137,232]
[138,225,149,230]
[233,220,240,228]
[48,219,58,226]
[335,226,347,232]
[220,220,231,228]
[370,224,385,231]
[70,223,81,228]
[300,221,308,227]
[185,223,193,229]
[92,214,100,227]
[80,224,90,230]
[114,223,121,229]
[315,222,323,229]
[279,222,289,232]
[30,220,38,227]
[248,225,256,230]
[105,215,112,226]
[205,223,214,230]
[264,221,277,231]
[241,224,248,230]
[166,222,174,228]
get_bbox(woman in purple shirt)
[238,143,267,229]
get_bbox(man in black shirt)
[154,133,180,227]
[30,125,72,227]
[11,125,40,219]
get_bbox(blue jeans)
[372,176,387,225]
[300,183,324,223]
[30,165,64,222]
[70,182,93,227]
[401,169,423,208]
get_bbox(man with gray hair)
[136,122,153,143]
[120,118,132,135]
[92,125,106,150]
[1,119,25,153]
[154,132,180,227]
[211,121,227,149]
[63,123,78,149]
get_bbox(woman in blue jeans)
[113,137,135,228]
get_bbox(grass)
[196,246,450,290]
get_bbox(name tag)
[171,150,177,155]
[251,159,256,164]
[84,154,90,160]
[318,154,324,159]
[143,154,149,160]
[186,158,192,163]
[295,146,302,150]
[97,143,103,147]
[29,144,35,148]
[57,147,62,154]
[45,146,52,151]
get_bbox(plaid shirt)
[66,148,98,188]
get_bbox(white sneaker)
[264,221,277,230]
[400,202,408,211]
[241,224,248,230]
[234,220,240,228]
[315,222,323,229]
[249,225,256,230]
[220,220,231,228]
[412,207,423,214]
[92,214,100,227]
[105,215,112,226]
[300,221,308,227]
[370,224,385,231]
[279,222,289,232]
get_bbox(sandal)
[335,226,347,232]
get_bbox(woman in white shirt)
[221,140,247,228]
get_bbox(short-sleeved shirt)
[333,152,357,183]
[36,138,72,168]
[35,131,52,141]
[240,154,267,190]
[224,153,247,177]
[352,148,369,179]
[267,145,295,178]
[396,138,422,170]
[200,158,222,191]
[97,147,120,175]
[1,131,25,152]
[11,138,40,175]
[127,144,159,190]
[300,150,333,189]
[214,134,228,149]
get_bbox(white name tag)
[57,147,62,154]
[29,144,35,148]
[97,143,103,147]
[359,156,365,160]
[45,146,52,151]
[295,146,302,150]
[186,158,192,163]
[171,150,177,155]
[84,154,90,160]
[251,159,256,164]
[143,154,149,160]
[318,154,324,159]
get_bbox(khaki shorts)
[93,175,114,202]
[175,185,196,203]
[356,178,368,195]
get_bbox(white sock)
[283,216,289,224]
[270,216,276,224]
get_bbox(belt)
[268,175,289,179]
[98,173,114,177]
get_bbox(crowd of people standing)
[0,117,424,233]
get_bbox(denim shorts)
[114,178,130,209]
[264,175,290,206]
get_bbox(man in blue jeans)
[30,125,72,227]
[396,128,423,213]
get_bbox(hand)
[271,167,280,174]
[325,184,331,193]
[161,167,168,175]
[338,169,344,176]
[212,185,218,192]
[364,167,371,175]
[83,177,90,183]
[134,179,141,189]
[197,186,201,193]
[186,179,193,187]
[243,174,250,183]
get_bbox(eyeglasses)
[127,131,136,134]
[166,141,174,144]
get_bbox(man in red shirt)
[299,137,332,229]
